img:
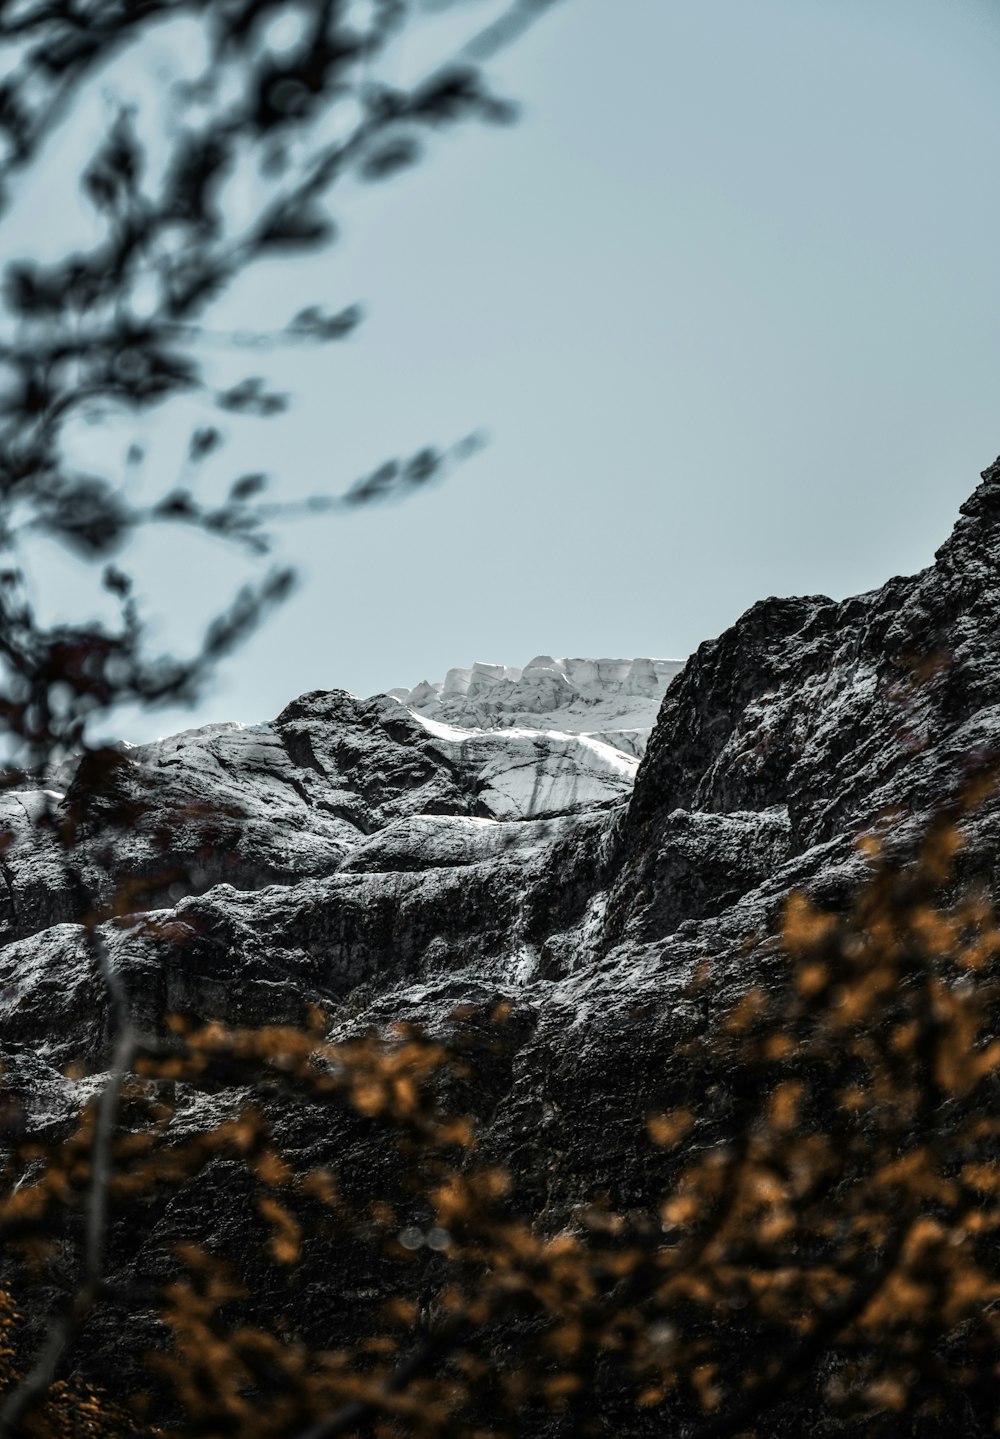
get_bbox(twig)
[293,1319,463,1439]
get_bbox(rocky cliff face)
[5,462,1000,1425]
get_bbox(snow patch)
[378,653,685,758]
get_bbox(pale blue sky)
[17,0,1000,738]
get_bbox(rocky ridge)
[386,653,684,757]
[5,461,1000,1429]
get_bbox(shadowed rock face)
[5,461,1000,1426]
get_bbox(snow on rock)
[0,678,648,950]
[367,654,685,827]
[412,720,639,821]
[380,654,685,755]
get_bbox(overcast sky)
[17,0,1000,739]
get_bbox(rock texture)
[6,462,1000,1429]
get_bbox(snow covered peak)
[380,655,684,758]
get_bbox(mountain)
[386,653,684,758]
[0,654,680,967]
[4,461,1000,1431]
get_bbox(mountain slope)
[5,462,1000,1431]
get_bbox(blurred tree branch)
[0,0,558,771]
